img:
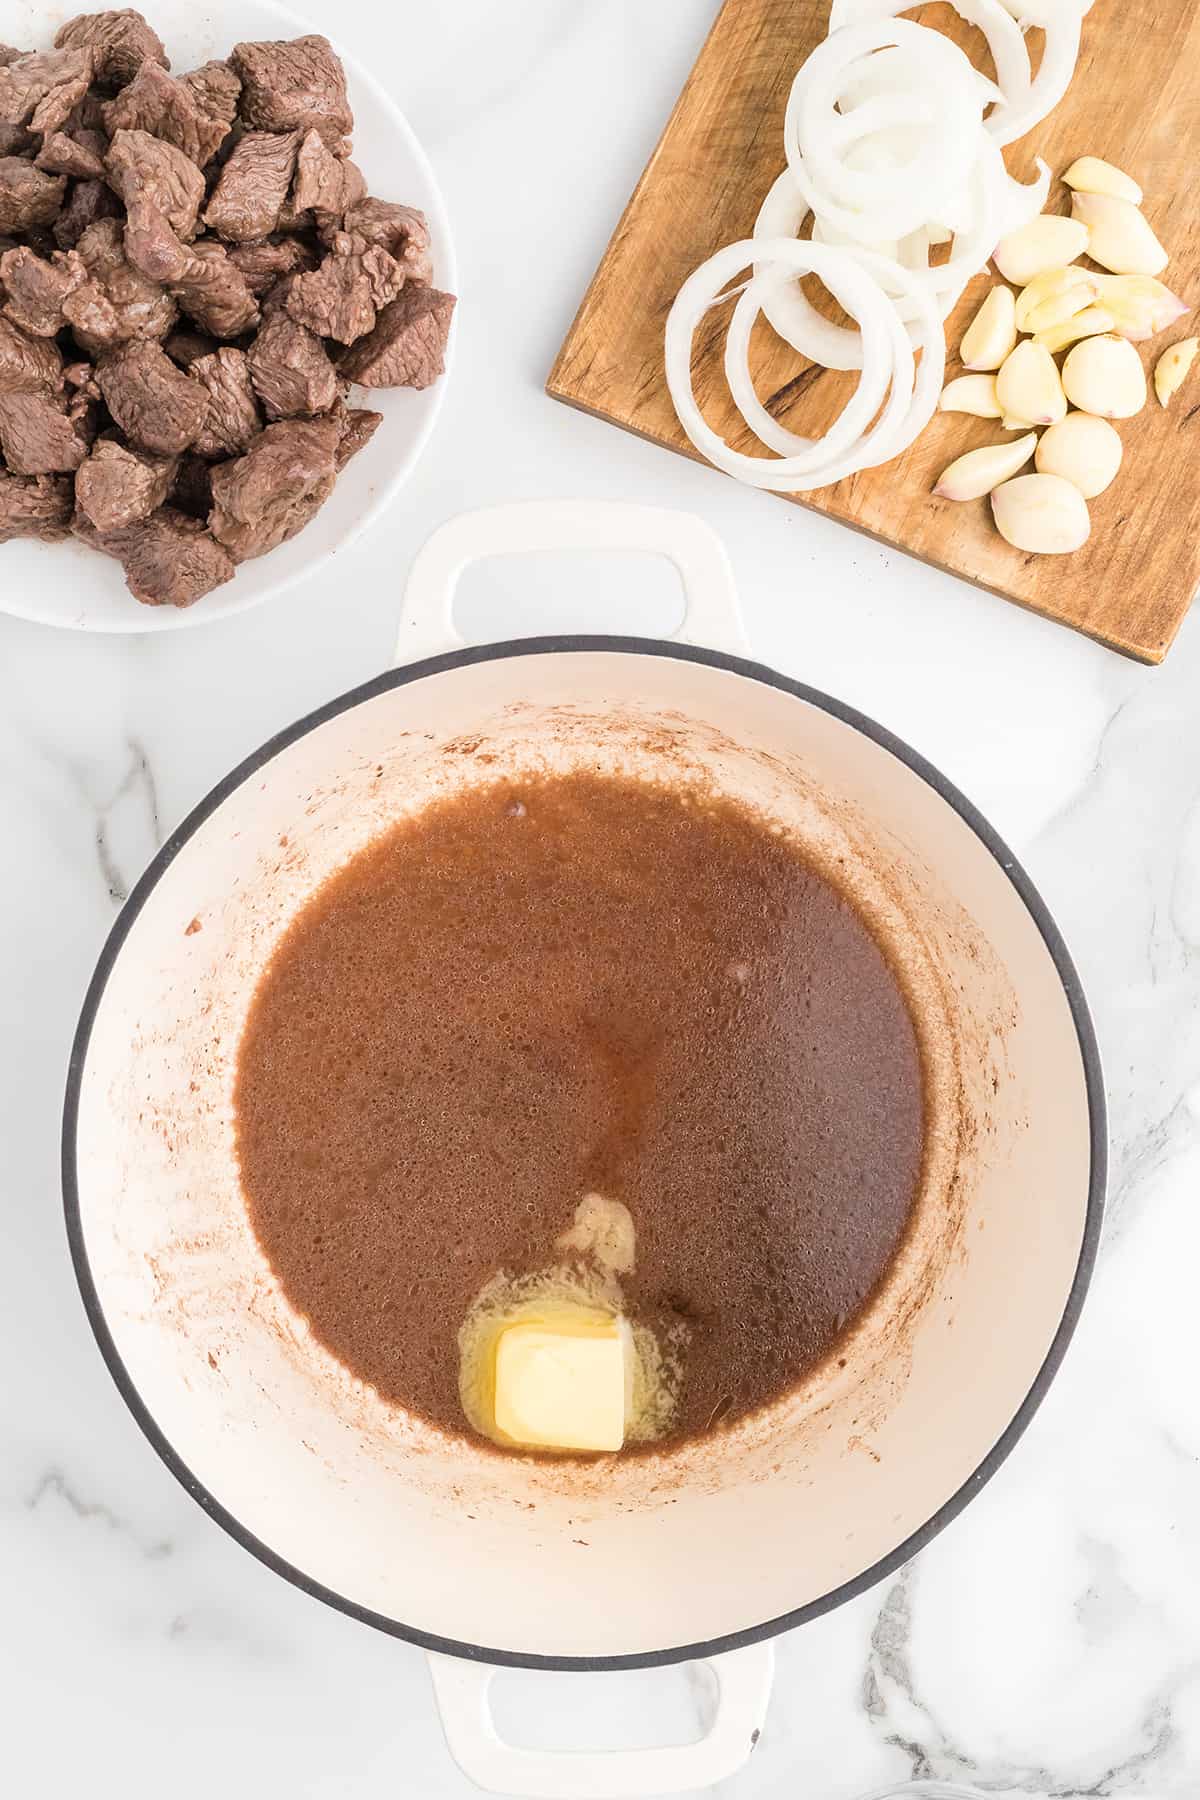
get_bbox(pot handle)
[427,1640,774,1798]
[397,500,748,665]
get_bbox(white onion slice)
[986,7,1081,143]
[830,0,1033,131]
[785,22,985,240]
[665,236,943,493]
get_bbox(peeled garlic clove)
[993,215,1089,286]
[1154,337,1199,406]
[1061,333,1147,417]
[991,474,1091,553]
[1069,192,1167,276]
[1093,273,1190,341]
[1033,306,1118,354]
[1062,156,1143,206]
[933,433,1038,501]
[939,374,1002,417]
[1035,412,1123,497]
[959,286,1017,370]
[996,340,1068,425]
[1014,267,1100,333]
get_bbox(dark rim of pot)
[62,636,1107,1673]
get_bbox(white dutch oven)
[64,502,1105,1798]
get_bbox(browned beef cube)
[106,128,204,238]
[169,451,211,518]
[0,314,63,391]
[0,245,87,335]
[0,159,66,234]
[75,433,175,530]
[204,129,299,242]
[209,414,339,560]
[0,390,88,473]
[181,62,241,159]
[97,340,206,452]
[35,129,107,179]
[0,48,93,134]
[226,233,316,296]
[62,216,176,353]
[103,59,237,169]
[291,128,363,218]
[284,235,402,344]
[338,198,432,284]
[0,468,72,541]
[247,311,337,418]
[230,37,352,147]
[334,404,381,470]
[190,345,261,457]
[164,328,218,367]
[77,504,234,605]
[122,200,260,338]
[338,285,454,389]
[54,11,168,91]
[53,175,120,249]
[0,123,32,156]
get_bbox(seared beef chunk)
[124,202,258,335]
[0,48,94,134]
[0,245,87,335]
[35,129,107,179]
[285,234,402,344]
[291,128,363,218]
[334,404,381,469]
[0,468,73,540]
[53,175,120,249]
[75,433,175,529]
[63,215,175,351]
[230,36,351,147]
[0,390,88,473]
[0,160,66,234]
[97,339,205,451]
[337,198,432,284]
[0,18,454,608]
[247,310,337,418]
[0,314,63,390]
[191,345,260,456]
[226,233,315,295]
[209,413,339,560]
[163,327,217,367]
[105,128,204,237]
[77,503,234,604]
[339,285,454,389]
[54,12,169,91]
[103,59,237,167]
[169,450,210,517]
[204,129,298,242]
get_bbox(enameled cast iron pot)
[63,502,1106,1797]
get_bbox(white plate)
[0,0,456,632]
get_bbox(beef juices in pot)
[234,762,926,1458]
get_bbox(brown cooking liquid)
[234,771,925,1453]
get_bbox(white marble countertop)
[3,2,1199,1795]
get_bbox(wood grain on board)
[547,0,1200,662]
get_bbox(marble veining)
[2,1,1199,1796]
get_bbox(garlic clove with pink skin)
[991,474,1091,553]
[1092,274,1190,341]
[996,340,1068,425]
[1014,267,1099,333]
[1069,192,1168,276]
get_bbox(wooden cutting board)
[547,0,1200,662]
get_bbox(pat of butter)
[493,1310,628,1453]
